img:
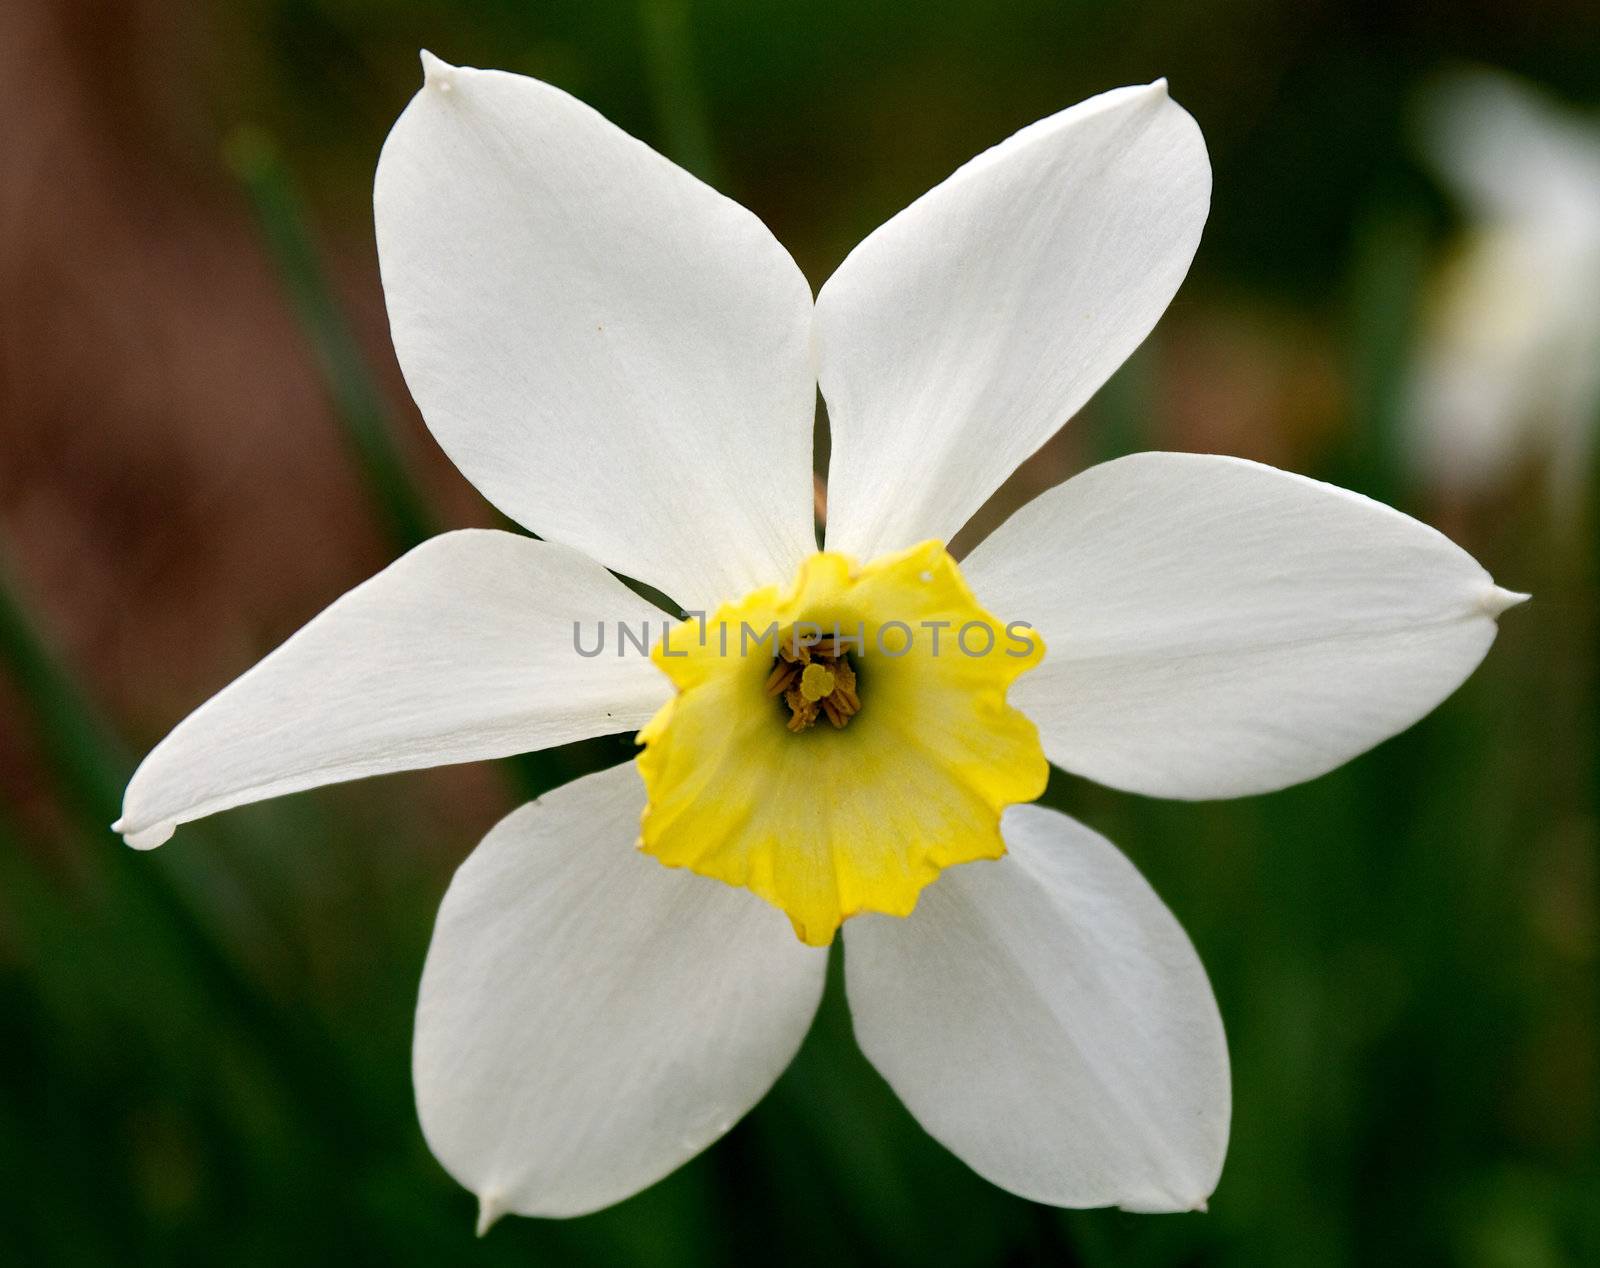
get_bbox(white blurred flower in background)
[1407,70,1600,502]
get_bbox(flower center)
[635,541,1048,946]
[764,630,860,731]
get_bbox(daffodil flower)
[117,55,1526,1227]
[1408,69,1600,499]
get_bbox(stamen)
[784,688,819,732]
[764,661,799,697]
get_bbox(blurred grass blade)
[0,548,127,823]
[1338,195,1431,504]
[638,0,725,187]
[223,127,599,808]
[225,127,434,552]
[1591,391,1600,855]
[0,547,385,1140]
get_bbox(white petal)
[964,453,1527,800]
[415,762,826,1220]
[844,803,1229,1212]
[116,530,669,848]
[816,81,1209,560]
[375,55,816,612]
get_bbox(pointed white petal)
[816,81,1209,559]
[116,531,668,847]
[844,803,1229,1211]
[964,453,1524,799]
[415,762,826,1219]
[375,56,817,612]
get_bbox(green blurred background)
[2,0,1596,1263]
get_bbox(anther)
[764,661,799,697]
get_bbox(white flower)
[116,54,1526,1227]
[1407,69,1600,498]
